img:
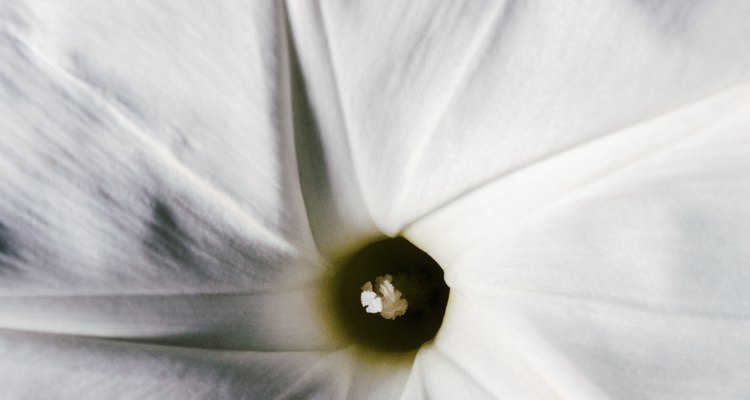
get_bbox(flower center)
[360,274,408,319]
[329,237,450,352]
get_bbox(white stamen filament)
[360,274,408,319]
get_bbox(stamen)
[361,274,408,320]
[360,282,382,313]
[333,237,450,351]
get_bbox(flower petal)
[286,1,381,257]
[309,0,750,234]
[0,330,413,399]
[0,330,349,399]
[407,82,750,398]
[0,0,333,349]
[401,295,618,399]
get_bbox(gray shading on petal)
[0,1,336,353]
[143,199,195,271]
[0,222,12,255]
[0,221,21,268]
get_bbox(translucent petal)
[308,0,750,234]
[406,82,750,398]
[0,0,333,350]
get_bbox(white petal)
[407,82,750,398]
[286,1,381,256]
[0,289,337,352]
[401,295,614,399]
[0,330,351,399]
[304,0,750,234]
[0,1,334,349]
[0,330,414,400]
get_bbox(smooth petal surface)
[307,0,750,235]
[406,82,750,398]
[0,0,332,350]
[0,330,413,400]
[0,329,346,399]
[286,0,381,258]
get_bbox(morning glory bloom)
[1,0,750,399]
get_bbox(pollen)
[360,282,382,313]
[360,274,408,320]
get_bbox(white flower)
[1,1,750,399]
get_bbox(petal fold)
[311,0,750,234]
[0,330,413,400]
[0,0,332,349]
[407,81,750,398]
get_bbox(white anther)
[360,274,408,320]
[360,282,383,313]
